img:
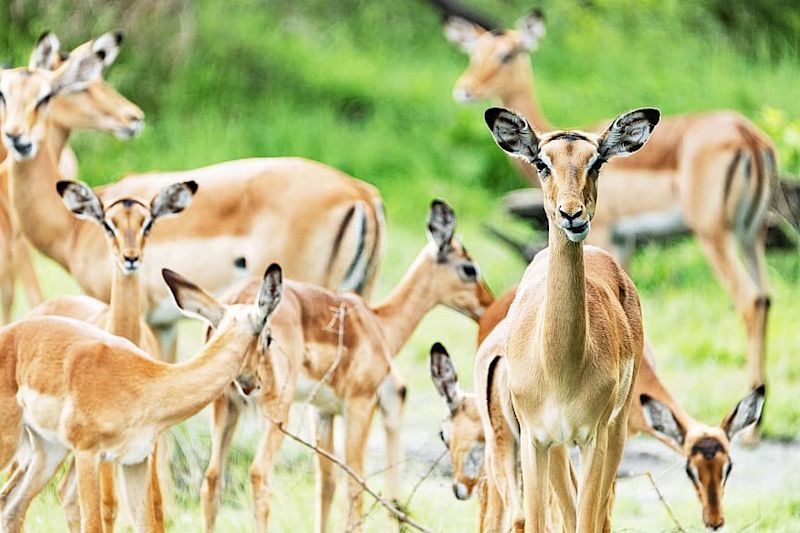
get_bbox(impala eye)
[500,51,515,64]
[35,92,53,109]
[532,158,550,177]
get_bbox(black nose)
[558,206,584,221]
[5,133,20,143]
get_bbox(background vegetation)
[2,0,799,531]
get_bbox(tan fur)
[447,18,774,398]
[199,212,492,533]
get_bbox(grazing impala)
[199,200,492,533]
[0,32,385,365]
[443,9,776,400]
[24,179,197,531]
[0,265,282,532]
[0,31,142,323]
[485,106,659,531]
[434,286,766,530]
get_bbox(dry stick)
[622,470,687,533]
[266,415,433,533]
[403,449,447,510]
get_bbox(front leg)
[75,450,103,533]
[99,462,117,532]
[122,458,162,533]
[201,393,242,532]
[312,412,336,533]
[343,396,377,533]
[519,425,550,533]
[377,373,406,506]
[251,392,293,532]
[577,428,609,533]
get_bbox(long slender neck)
[541,226,587,367]
[372,250,440,356]
[7,121,78,268]
[500,63,553,132]
[150,320,255,428]
[105,267,142,345]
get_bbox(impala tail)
[334,198,385,297]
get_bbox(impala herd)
[0,7,778,533]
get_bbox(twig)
[622,470,686,532]
[403,449,447,510]
[266,415,432,533]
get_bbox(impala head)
[641,385,766,531]
[425,199,493,319]
[57,180,198,274]
[444,11,544,103]
[0,31,143,160]
[484,107,660,242]
[429,342,485,500]
[163,264,283,397]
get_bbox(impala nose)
[558,206,584,223]
[452,482,470,500]
[123,255,140,271]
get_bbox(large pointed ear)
[29,31,61,70]
[150,180,198,221]
[430,343,462,414]
[516,9,546,51]
[484,107,540,163]
[640,394,686,448]
[56,181,105,224]
[90,31,123,67]
[597,108,660,160]
[427,199,456,259]
[51,45,104,95]
[443,16,485,53]
[721,385,766,440]
[252,263,283,332]
[162,268,225,329]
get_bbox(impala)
[0,265,282,532]
[0,31,142,323]
[200,199,492,532]
[434,285,766,530]
[443,9,776,402]
[24,179,197,531]
[485,106,659,531]
[0,31,385,367]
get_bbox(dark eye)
[35,92,53,109]
[684,461,699,486]
[500,51,515,64]
[458,262,478,282]
[532,158,550,177]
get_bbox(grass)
[3,0,800,530]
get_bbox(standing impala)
[0,265,282,533]
[200,200,492,533]
[25,179,197,532]
[443,10,775,401]
[485,106,659,532]
[0,31,142,323]
[0,32,385,364]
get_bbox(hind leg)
[377,373,406,507]
[201,394,242,532]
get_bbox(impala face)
[430,343,485,500]
[444,12,545,103]
[641,385,765,530]
[57,180,198,274]
[0,31,142,161]
[427,200,493,319]
[484,107,660,242]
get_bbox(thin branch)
[403,449,447,510]
[266,416,433,533]
[621,470,686,533]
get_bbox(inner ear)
[598,108,661,160]
[29,32,61,70]
[56,180,105,223]
[427,199,456,255]
[150,180,198,219]
[484,107,540,162]
[443,16,486,53]
[640,394,686,447]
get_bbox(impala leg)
[122,458,161,533]
[519,425,550,533]
[377,374,406,506]
[597,414,628,533]
[576,427,609,533]
[99,461,117,532]
[58,459,82,533]
[549,444,577,533]
[312,412,336,533]
[343,396,377,533]
[479,475,502,533]
[75,450,103,533]
[0,271,13,325]
[11,235,43,308]
[251,396,291,532]
[491,428,522,531]
[149,444,164,530]
[201,394,242,532]
[152,324,179,364]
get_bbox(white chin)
[564,223,590,242]
[452,88,473,103]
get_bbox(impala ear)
[150,180,198,220]
[444,16,485,53]
[253,263,283,332]
[516,9,546,51]
[598,108,660,160]
[162,269,225,329]
[29,31,61,70]
[56,181,105,224]
[484,107,540,163]
[91,31,123,67]
[427,199,456,260]
[640,394,686,447]
[721,385,766,440]
[430,342,462,414]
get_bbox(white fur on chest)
[530,398,592,446]
[293,376,343,415]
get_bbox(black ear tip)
[113,31,124,45]
[643,107,661,124]
[754,384,766,396]
[430,342,448,357]
[55,180,73,196]
[484,107,504,127]
[529,8,545,20]
[37,31,54,44]
[184,180,199,194]
[162,268,178,283]
[265,263,282,280]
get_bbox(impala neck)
[106,267,142,345]
[541,227,587,367]
[373,250,440,356]
[501,63,553,132]
[153,320,256,428]
[8,122,76,268]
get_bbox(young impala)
[0,31,384,368]
[25,179,198,531]
[484,106,660,531]
[442,9,776,406]
[0,265,282,533]
[199,200,493,533]
[0,31,143,323]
